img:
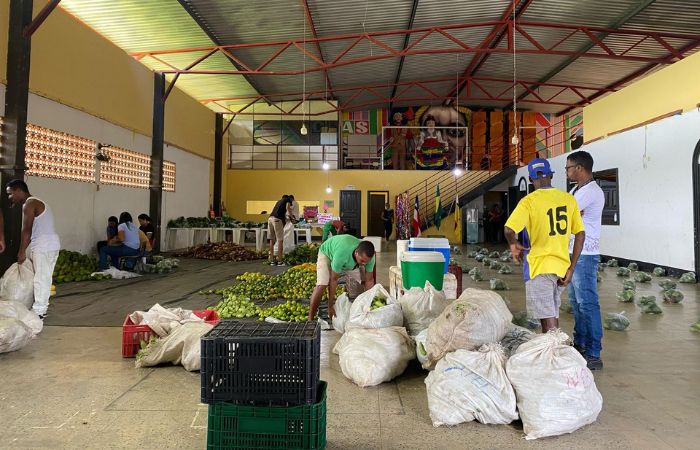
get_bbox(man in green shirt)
[321,220,348,242]
[308,234,376,320]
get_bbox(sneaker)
[276,261,287,267]
[585,355,603,370]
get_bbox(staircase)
[403,166,518,231]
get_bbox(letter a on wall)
[342,121,355,134]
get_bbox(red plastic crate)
[122,309,219,358]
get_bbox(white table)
[389,266,457,300]
[164,228,193,251]
[255,228,268,252]
[209,227,236,243]
[294,228,312,244]
[191,228,211,246]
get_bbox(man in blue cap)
[504,158,586,337]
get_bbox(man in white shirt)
[565,151,605,370]
[6,179,61,319]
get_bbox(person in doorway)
[382,202,394,241]
[488,204,503,243]
[6,180,60,319]
[504,158,585,334]
[137,213,155,244]
[98,212,140,270]
[322,219,348,242]
[565,150,605,370]
[97,216,118,254]
[308,235,376,320]
[268,195,293,266]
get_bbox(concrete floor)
[1,243,699,449]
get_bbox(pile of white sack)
[0,262,43,354]
[332,284,603,440]
[131,304,215,371]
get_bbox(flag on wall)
[454,194,462,244]
[434,185,443,229]
[413,195,422,237]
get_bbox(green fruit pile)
[209,294,260,319]
[226,272,280,301]
[370,296,387,310]
[258,300,309,322]
[53,250,98,283]
[283,244,320,265]
[143,258,180,274]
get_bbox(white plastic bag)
[92,267,141,280]
[0,301,43,336]
[332,293,352,333]
[506,329,603,440]
[333,326,415,387]
[0,262,35,309]
[0,317,34,353]
[129,304,204,337]
[346,284,403,330]
[415,328,429,367]
[135,322,214,371]
[273,220,296,254]
[398,282,450,336]
[424,288,512,369]
[425,344,518,426]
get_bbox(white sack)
[346,284,403,330]
[425,344,518,426]
[129,304,204,337]
[135,322,214,371]
[0,262,35,309]
[0,301,43,335]
[398,282,451,336]
[415,328,429,367]
[506,329,603,440]
[92,267,141,280]
[273,220,296,254]
[424,288,512,369]
[0,317,33,353]
[332,293,352,333]
[333,326,415,387]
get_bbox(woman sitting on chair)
[98,212,140,270]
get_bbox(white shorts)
[316,253,363,292]
[525,274,564,319]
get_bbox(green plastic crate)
[207,381,327,450]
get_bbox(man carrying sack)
[308,235,376,320]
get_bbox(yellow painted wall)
[584,51,700,140]
[226,170,435,236]
[0,2,215,159]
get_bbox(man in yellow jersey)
[504,158,585,333]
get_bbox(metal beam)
[301,0,334,99]
[509,0,658,110]
[23,0,60,38]
[213,113,223,216]
[175,0,269,104]
[450,0,534,99]
[1,0,33,272]
[149,73,165,254]
[389,0,420,109]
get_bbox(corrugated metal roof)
[59,0,700,114]
[59,0,258,108]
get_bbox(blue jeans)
[99,244,139,270]
[568,254,603,357]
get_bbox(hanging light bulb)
[300,122,308,135]
[322,161,330,170]
[325,185,332,193]
[452,164,463,177]
[511,133,519,146]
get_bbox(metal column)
[213,113,223,216]
[149,73,165,253]
[1,0,33,272]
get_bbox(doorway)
[340,190,362,237]
[693,139,700,279]
[367,191,389,237]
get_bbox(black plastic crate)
[201,320,321,405]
